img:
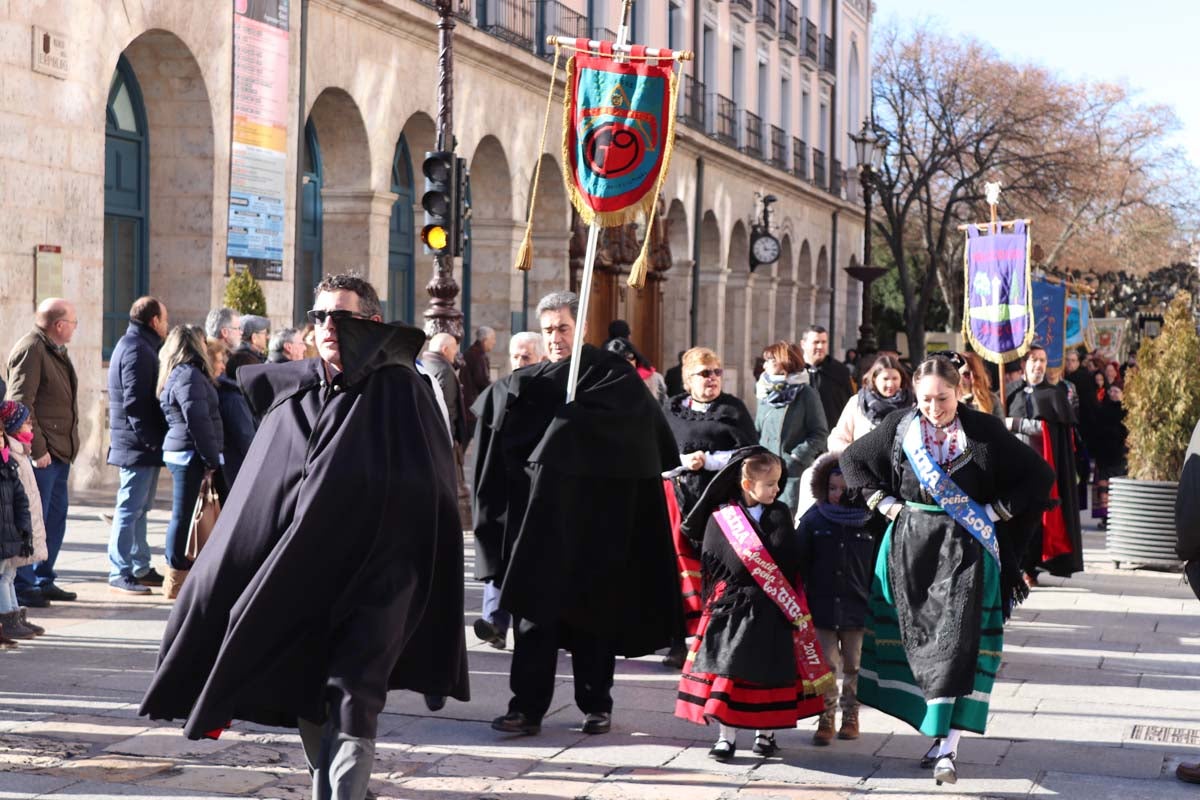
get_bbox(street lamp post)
[845,120,889,355]
[423,0,464,339]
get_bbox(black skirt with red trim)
[674,584,826,729]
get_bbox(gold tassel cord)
[514,45,562,273]
[627,62,683,289]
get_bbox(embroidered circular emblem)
[584,123,642,179]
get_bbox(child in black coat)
[796,453,874,745]
[0,401,34,648]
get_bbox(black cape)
[140,318,469,739]
[1006,381,1085,576]
[662,392,758,516]
[807,357,854,434]
[472,345,683,657]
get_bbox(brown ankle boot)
[838,706,860,740]
[813,709,836,746]
[0,611,35,639]
[0,622,19,649]
[18,608,44,636]
[163,568,190,600]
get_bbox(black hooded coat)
[472,345,683,657]
[139,318,469,740]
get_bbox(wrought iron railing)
[678,75,707,131]
[478,0,533,49]
[830,158,842,196]
[742,110,764,157]
[757,0,777,29]
[812,147,827,187]
[801,18,819,62]
[821,34,836,75]
[769,125,787,169]
[415,0,474,19]
[792,138,808,180]
[779,2,799,45]
[537,0,587,56]
[710,93,738,146]
[730,0,754,13]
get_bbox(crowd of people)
[0,278,1132,797]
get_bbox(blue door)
[388,136,415,323]
[295,120,323,322]
[103,57,148,358]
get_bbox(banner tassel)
[514,46,561,273]
[626,63,683,290]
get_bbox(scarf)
[857,385,912,426]
[817,501,871,528]
[756,371,806,408]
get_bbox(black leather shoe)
[919,738,942,768]
[16,589,49,609]
[581,712,611,735]
[752,732,779,756]
[491,711,540,735]
[136,568,165,587]
[473,618,506,649]
[708,739,736,761]
[40,584,77,602]
[423,694,446,711]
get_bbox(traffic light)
[421,151,457,256]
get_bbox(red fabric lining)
[1039,420,1073,561]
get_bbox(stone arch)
[528,153,570,306]
[306,87,375,285]
[774,235,795,343]
[815,245,830,329]
[662,199,692,358]
[697,211,722,352]
[468,135,515,357]
[116,30,215,334]
[725,221,750,398]
[398,112,437,292]
[796,239,815,330]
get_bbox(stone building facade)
[0,0,870,487]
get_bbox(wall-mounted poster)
[226,0,289,281]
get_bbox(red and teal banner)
[562,41,678,227]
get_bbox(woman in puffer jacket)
[158,325,224,598]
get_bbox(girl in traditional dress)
[675,446,831,761]
[840,356,1053,784]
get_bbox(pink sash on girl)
[713,503,833,694]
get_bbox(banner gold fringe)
[627,62,682,289]
[514,46,562,273]
[960,221,1036,365]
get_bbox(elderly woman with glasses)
[660,347,758,667]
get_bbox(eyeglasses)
[691,368,724,379]
[306,309,370,326]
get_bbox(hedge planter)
[1106,477,1181,569]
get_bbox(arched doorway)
[467,136,514,348]
[103,56,149,357]
[774,235,795,342]
[816,245,830,329]
[295,120,323,322]
[662,198,691,357]
[726,222,751,399]
[388,135,415,323]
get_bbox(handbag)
[185,473,221,561]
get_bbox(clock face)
[751,233,781,265]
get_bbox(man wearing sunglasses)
[473,291,682,738]
[141,273,468,800]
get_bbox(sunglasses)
[691,368,724,379]
[306,309,371,326]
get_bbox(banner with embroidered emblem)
[962,220,1034,363]
[1032,275,1067,368]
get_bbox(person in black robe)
[140,274,468,800]
[1005,344,1085,581]
[660,346,757,666]
[801,325,855,430]
[472,291,681,737]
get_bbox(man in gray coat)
[6,298,80,607]
[421,333,466,447]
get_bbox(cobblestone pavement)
[1,490,1198,799]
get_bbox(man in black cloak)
[472,290,682,736]
[1005,344,1085,581]
[140,274,468,800]
[801,325,855,430]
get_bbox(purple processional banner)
[1032,276,1067,369]
[962,221,1034,363]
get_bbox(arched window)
[103,56,148,358]
[388,136,415,323]
[847,41,861,167]
[295,120,323,323]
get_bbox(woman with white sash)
[840,356,1052,785]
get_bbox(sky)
[879,1,1200,165]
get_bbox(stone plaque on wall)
[34,244,63,304]
[31,26,68,80]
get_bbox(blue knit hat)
[0,401,30,434]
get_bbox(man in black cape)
[140,274,468,800]
[1005,344,1084,581]
[472,291,682,736]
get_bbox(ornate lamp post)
[844,120,889,354]
[423,0,464,338]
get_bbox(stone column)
[319,189,396,297]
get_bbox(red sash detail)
[1039,420,1073,561]
[712,504,833,695]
